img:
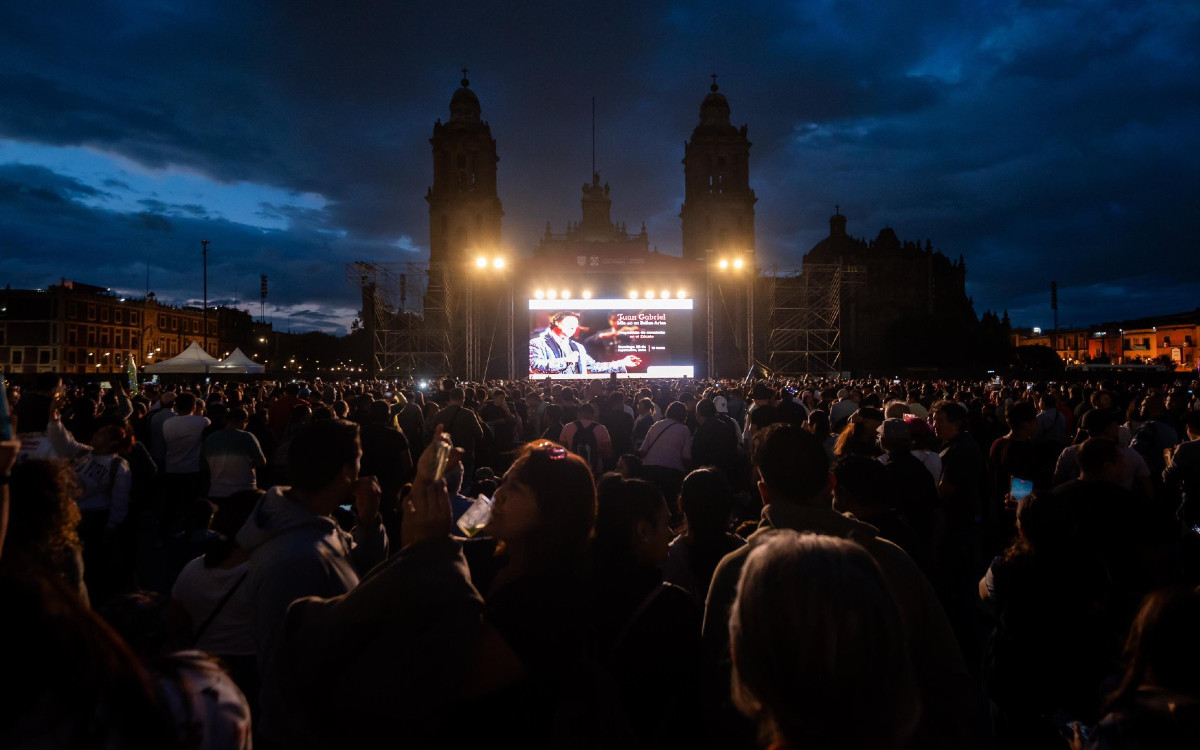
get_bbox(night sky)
[1,2,1197,335]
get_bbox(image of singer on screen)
[529,311,642,374]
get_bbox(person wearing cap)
[710,395,741,445]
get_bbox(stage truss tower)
[767,263,845,377]
[346,261,451,378]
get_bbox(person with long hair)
[730,531,919,750]
[2,459,87,602]
[1078,586,1200,748]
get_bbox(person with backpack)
[558,402,612,475]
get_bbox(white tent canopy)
[143,341,221,374]
[212,347,265,374]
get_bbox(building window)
[100,307,110,322]
[67,350,76,365]
[114,309,123,324]
[67,329,77,345]
[38,350,50,364]
[87,304,96,321]
[11,350,21,365]
[159,314,167,328]
[130,311,139,326]
[1187,336,1194,347]
[131,335,138,350]
[67,302,78,318]
[115,332,123,347]
[170,317,178,331]
[100,332,109,347]
[87,328,96,346]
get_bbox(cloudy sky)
[1,1,1197,335]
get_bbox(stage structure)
[346,261,451,378]
[767,264,847,377]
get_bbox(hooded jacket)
[236,486,387,677]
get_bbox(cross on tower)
[461,68,469,87]
[710,72,718,91]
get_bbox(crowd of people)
[2,370,1200,749]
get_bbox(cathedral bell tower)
[427,71,503,267]
[425,71,504,377]
[680,76,756,262]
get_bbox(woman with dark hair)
[262,438,628,748]
[2,459,87,602]
[590,473,700,747]
[662,467,744,606]
[1079,586,1200,748]
[730,531,919,750]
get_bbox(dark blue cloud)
[0,0,1196,333]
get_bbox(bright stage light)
[547,289,558,299]
[582,290,592,299]
[492,257,506,270]
[561,290,571,299]
[535,289,545,299]
[676,290,686,299]
[733,258,744,270]
[718,259,729,270]
[660,290,669,299]
[645,290,656,299]
[629,290,639,299]
[475,256,488,269]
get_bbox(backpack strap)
[192,569,249,646]
[607,583,668,662]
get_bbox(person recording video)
[529,311,642,375]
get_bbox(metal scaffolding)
[346,261,451,378]
[767,263,845,377]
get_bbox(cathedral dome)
[449,74,481,123]
[699,80,731,127]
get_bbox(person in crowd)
[663,467,744,606]
[559,401,613,475]
[979,491,1122,749]
[833,454,932,572]
[169,509,258,716]
[236,417,387,743]
[640,401,692,518]
[2,459,88,602]
[99,590,253,750]
[1077,586,1200,749]
[600,390,635,460]
[1053,408,1153,499]
[359,399,413,541]
[704,423,972,750]
[429,387,486,479]
[692,397,740,484]
[262,438,620,748]
[13,376,91,463]
[877,418,940,551]
[631,397,656,451]
[591,473,700,746]
[202,406,268,529]
[161,392,211,534]
[73,423,134,603]
[538,402,565,443]
[729,531,919,750]
[1165,409,1200,529]
[1035,394,1068,445]
[832,406,883,459]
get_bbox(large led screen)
[528,298,694,379]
